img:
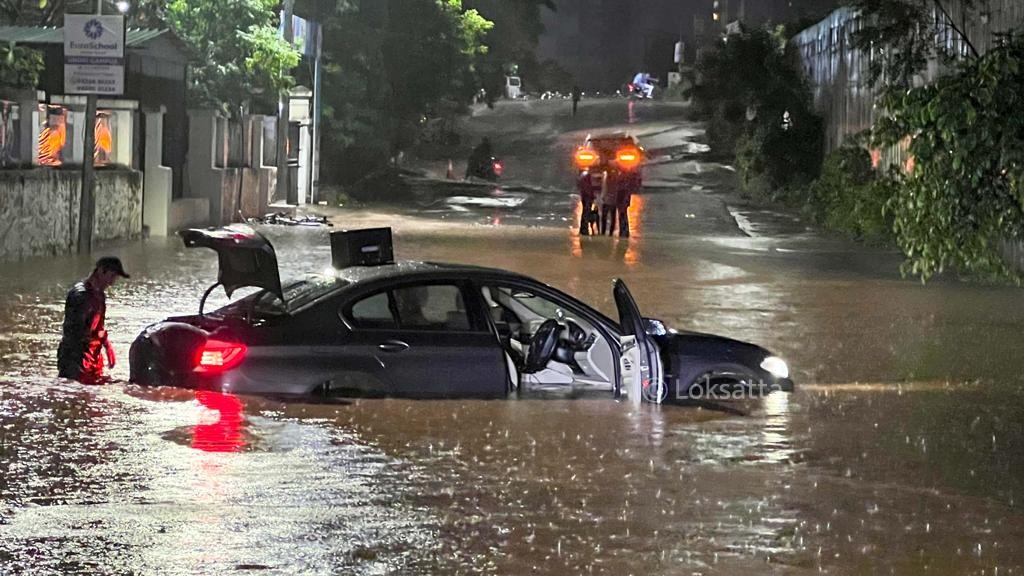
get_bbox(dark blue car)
[130,226,793,403]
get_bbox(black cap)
[95,256,130,278]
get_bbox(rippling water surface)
[1,220,1021,575]
[4,100,1024,574]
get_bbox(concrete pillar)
[113,109,132,166]
[17,96,40,166]
[142,106,174,236]
[297,120,310,205]
[250,114,273,215]
[186,109,225,225]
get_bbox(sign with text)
[63,14,125,95]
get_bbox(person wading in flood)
[57,257,130,384]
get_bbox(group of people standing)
[577,170,635,237]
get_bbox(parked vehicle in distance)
[505,75,522,99]
[573,132,645,193]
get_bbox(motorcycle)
[467,156,504,181]
[627,81,657,100]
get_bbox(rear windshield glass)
[218,275,347,316]
[590,138,634,153]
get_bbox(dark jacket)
[57,281,107,382]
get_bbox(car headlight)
[760,356,789,379]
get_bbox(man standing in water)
[57,257,130,384]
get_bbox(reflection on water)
[759,392,794,465]
[1,185,1024,572]
[192,391,245,453]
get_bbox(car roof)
[275,259,618,331]
[587,133,636,143]
[331,260,534,286]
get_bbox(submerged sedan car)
[129,226,793,403]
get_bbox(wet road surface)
[2,99,1023,575]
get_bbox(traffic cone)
[446,159,454,179]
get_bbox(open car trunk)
[179,225,284,302]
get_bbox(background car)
[573,132,645,193]
[130,226,793,403]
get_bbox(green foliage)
[163,0,300,114]
[0,42,43,88]
[806,147,895,243]
[847,0,980,92]
[872,33,1024,282]
[465,0,556,102]
[692,28,823,194]
[318,0,493,184]
[0,0,64,26]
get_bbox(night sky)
[538,0,842,91]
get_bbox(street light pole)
[77,0,103,254]
[276,0,295,207]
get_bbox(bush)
[691,27,824,194]
[734,110,824,202]
[872,32,1024,281]
[805,147,894,244]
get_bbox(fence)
[792,2,1024,272]
[791,1,1024,160]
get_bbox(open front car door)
[614,279,666,404]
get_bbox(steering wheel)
[563,318,588,349]
[523,319,562,374]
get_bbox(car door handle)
[378,340,410,353]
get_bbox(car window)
[392,284,470,331]
[486,285,563,319]
[349,291,397,329]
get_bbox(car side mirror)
[644,317,667,336]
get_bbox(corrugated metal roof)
[0,25,170,47]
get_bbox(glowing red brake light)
[616,148,641,169]
[193,339,248,374]
[574,148,599,168]
[492,161,504,176]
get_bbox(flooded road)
[2,99,1023,574]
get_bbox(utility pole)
[309,16,322,205]
[77,0,103,254]
[276,0,295,206]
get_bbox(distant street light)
[115,1,130,13]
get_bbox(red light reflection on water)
[191,391,245,453]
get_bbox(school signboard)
[63,15,125,95]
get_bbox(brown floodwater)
[2,100,1023,574]
[1,219,1022,575]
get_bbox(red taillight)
[492,161,504,176]
[574,147,599,168]
[616,147,641,169]
[193,339,247,374]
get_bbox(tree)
[317,0,492,184]
[873,32,1024,281]
[0,0,65,26]
[847,0,980,92]
[690,27,823,194]
[160,0,300,114]
[0,43,44,88]
[464,0,556,102]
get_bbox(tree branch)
[932,0,980,58]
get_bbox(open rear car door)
[179,225,284,305]
[614,279,666,404]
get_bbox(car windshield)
[218,274,348,317]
